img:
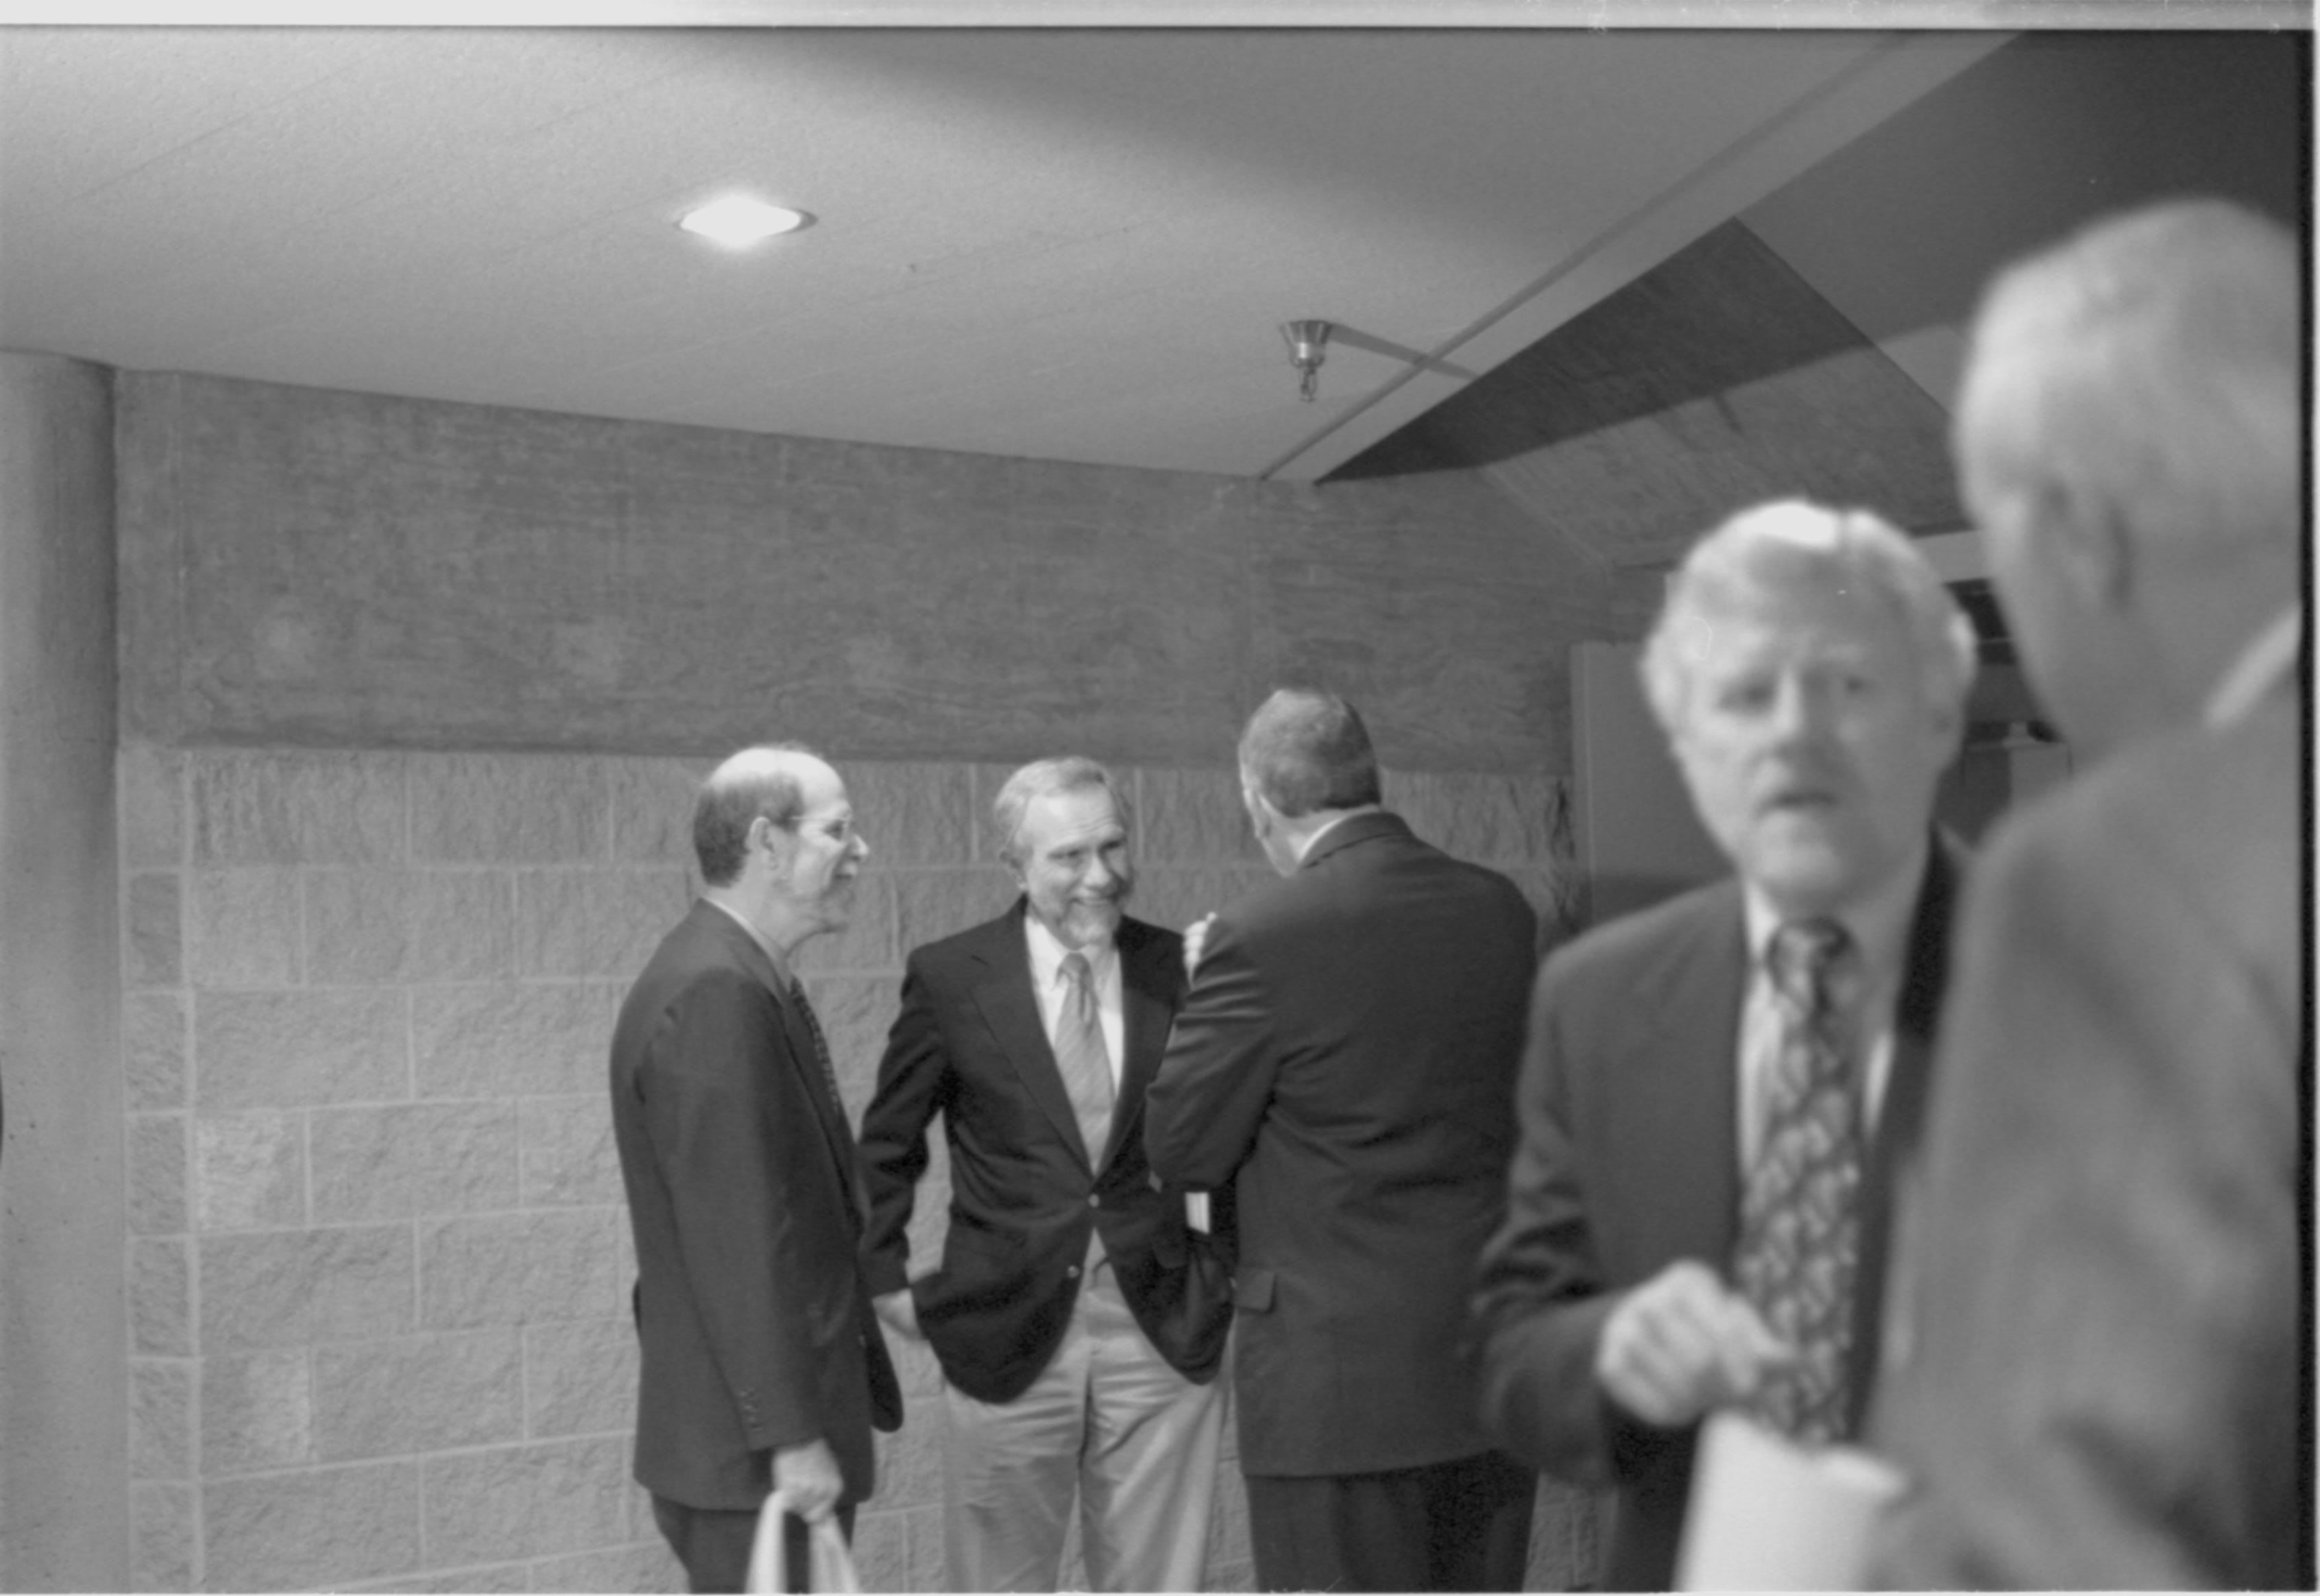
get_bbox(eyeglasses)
[786,810,858,846]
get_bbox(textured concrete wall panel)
[204,1461,422,1591]
[130,1358,193,1480]
[524,1543,684,1593]
[195,989,409,1110]
[310,1102,520,1224]
[420,1436,631,1566]
[1135,765,1264,866]
[306,869,518,986]
[125,992,189,1111]
[120,745,185,868]
[513,868,692,980]
[201,1349,313,1475]
[412,982,613,1100]
[130,1238,191,1358]
[312,1331,525,1463]
[843,760,980,869]
[128,1113,189,1235]
[115,374,1646,772]
[417,1211,623,1332]
[408,753,610,864]
[131,1482,195,1593]
[524,1320,636,1440]
[201,1226,415,1353]
[184,869,304,988]
[517,1095,622,1208]
[189,750,407,867]
[194,1111,306,1232]
[346,1560,535,1595]
[608,757,716,864]
[125,871,182,988]
[891,867,1017,957]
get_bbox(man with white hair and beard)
[1867,197,2306,1589]
[857,757,1233,1593]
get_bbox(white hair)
[1640,499,1978,734]
[1955,197,2301,560]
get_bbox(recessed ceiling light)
[677,197,811,248]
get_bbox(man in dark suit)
[856,756,1232,1592]
[611,745,902,1594]
[1868,200,2306,1588]
[1472,502,1977,1591]
[1145,688,1540,1594]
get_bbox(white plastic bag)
[745,1487,864,1595]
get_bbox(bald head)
[693,744,830,887]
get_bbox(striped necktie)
[1054,952,1116,1166]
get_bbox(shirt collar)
[2203,606,2302,729]
[703,895,793,987]
[1291,806,1379,866]
[1022,905,1115,989]
[1741,833,1929,1000]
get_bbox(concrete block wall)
[120,742,1582,1593]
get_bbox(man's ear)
[750,813,790,868]
[2027,475,2135,611]
[1242,783,1277,833]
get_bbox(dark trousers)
[1244,1450,1535,1593]
[650,1495,856,1595]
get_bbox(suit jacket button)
[1065,1264,1081,1279]
[1087,1194,1100,1209]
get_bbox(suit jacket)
[856,905,1233,1404]
[609,900,902,1511]
[1473,839,1960,1592]
[1870,687,2305,1589]
[1146,810,1538,1477]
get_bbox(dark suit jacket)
[1473,840,1959,1592]
[1146,810,1538,1477]
[856,905,1233,1405]
[1872,688,2305,1589]
[609,900,902,1511]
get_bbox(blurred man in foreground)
[1473,502,1976,1591]
[1868,197,2307,1589]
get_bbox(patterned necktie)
[1733,918,1865,1443]
[1054,952,1116,1166]
[787,976,848,1124]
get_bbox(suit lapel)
[1847,836,1961,1429]
[1628,887,1748,1268]
[967,907,1093,1170]
[768,976,870,1229]
[695,905,868,1232]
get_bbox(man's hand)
[1183,912,1218,978]
[872,1288,922,1342]
[1594,1259,1796,1429]
[773,1436,844,1523]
